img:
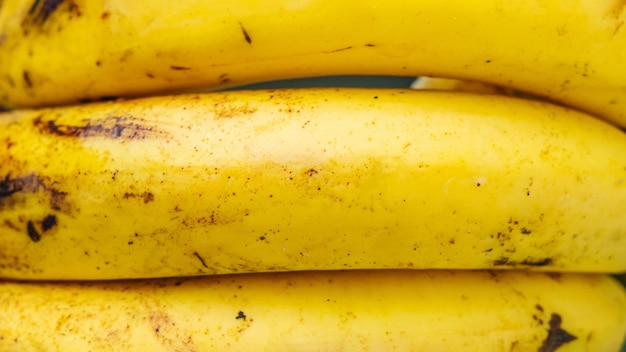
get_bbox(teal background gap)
[237,75,626,351]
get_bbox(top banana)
[1,0,625,128]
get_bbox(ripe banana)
[1,88,626,280]
[412,77,519,95]
[1,270,625,351]
[1,0,626,128]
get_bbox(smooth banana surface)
[1,0,625,127]
[1,270,625,351]
[1,89,626,280]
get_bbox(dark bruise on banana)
[24,0,64,25]
[32,114,167,140]
[0,173,66,243]
[0,112,167,245]
[537,312,577,352]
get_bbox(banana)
[1,270,625,351]
[1,88,626,280]
[1,0,625,128]
[412,77,519,95]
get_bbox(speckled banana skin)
[0,0,625,127]
[1,270,625,351]
[1,88,625,280]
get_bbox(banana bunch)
[1,0,626,351]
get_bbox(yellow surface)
[1,88,625,280]
[1,270,625,351]
[0,0,625,127]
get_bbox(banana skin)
[1,270,625,351]
[0,0,625,127]
[1,89,626,280]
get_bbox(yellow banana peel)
[1,270,625,351]
[1,89,625,280]
[0,0,625,127]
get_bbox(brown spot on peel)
[538,314,577,352]
[0,174,71,214]
[324,46,353,53]
[219,73,230,84]
[493,257,553,267]
[0,175,22,198]
[521,258,552,266]
[306,168,318,176]
[239,23,252,44]
[23,71,32,88]
[26,221,41,242]
[33,115,167,140]
[123,191,154,204]
[28,0,64,24]
[193,252,208,268]
[170,66,191,71]
[41,214,57,231]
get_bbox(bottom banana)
[1,270,625,351]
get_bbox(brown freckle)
[95,61,101,66]
[68,2,81,17]
[306,168,318,176]
[101,11,110,19]
[41,214,56,231]
[239,23,252,44]
[26,221,41,242]
[23,71,33,88]
[146,73,155,78]
[218,73,230,84]
[493,257,509,265]
[143,192,154,203]
[170,65,191,71]
[521,257,552,266]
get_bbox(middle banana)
[1,88,625,280]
